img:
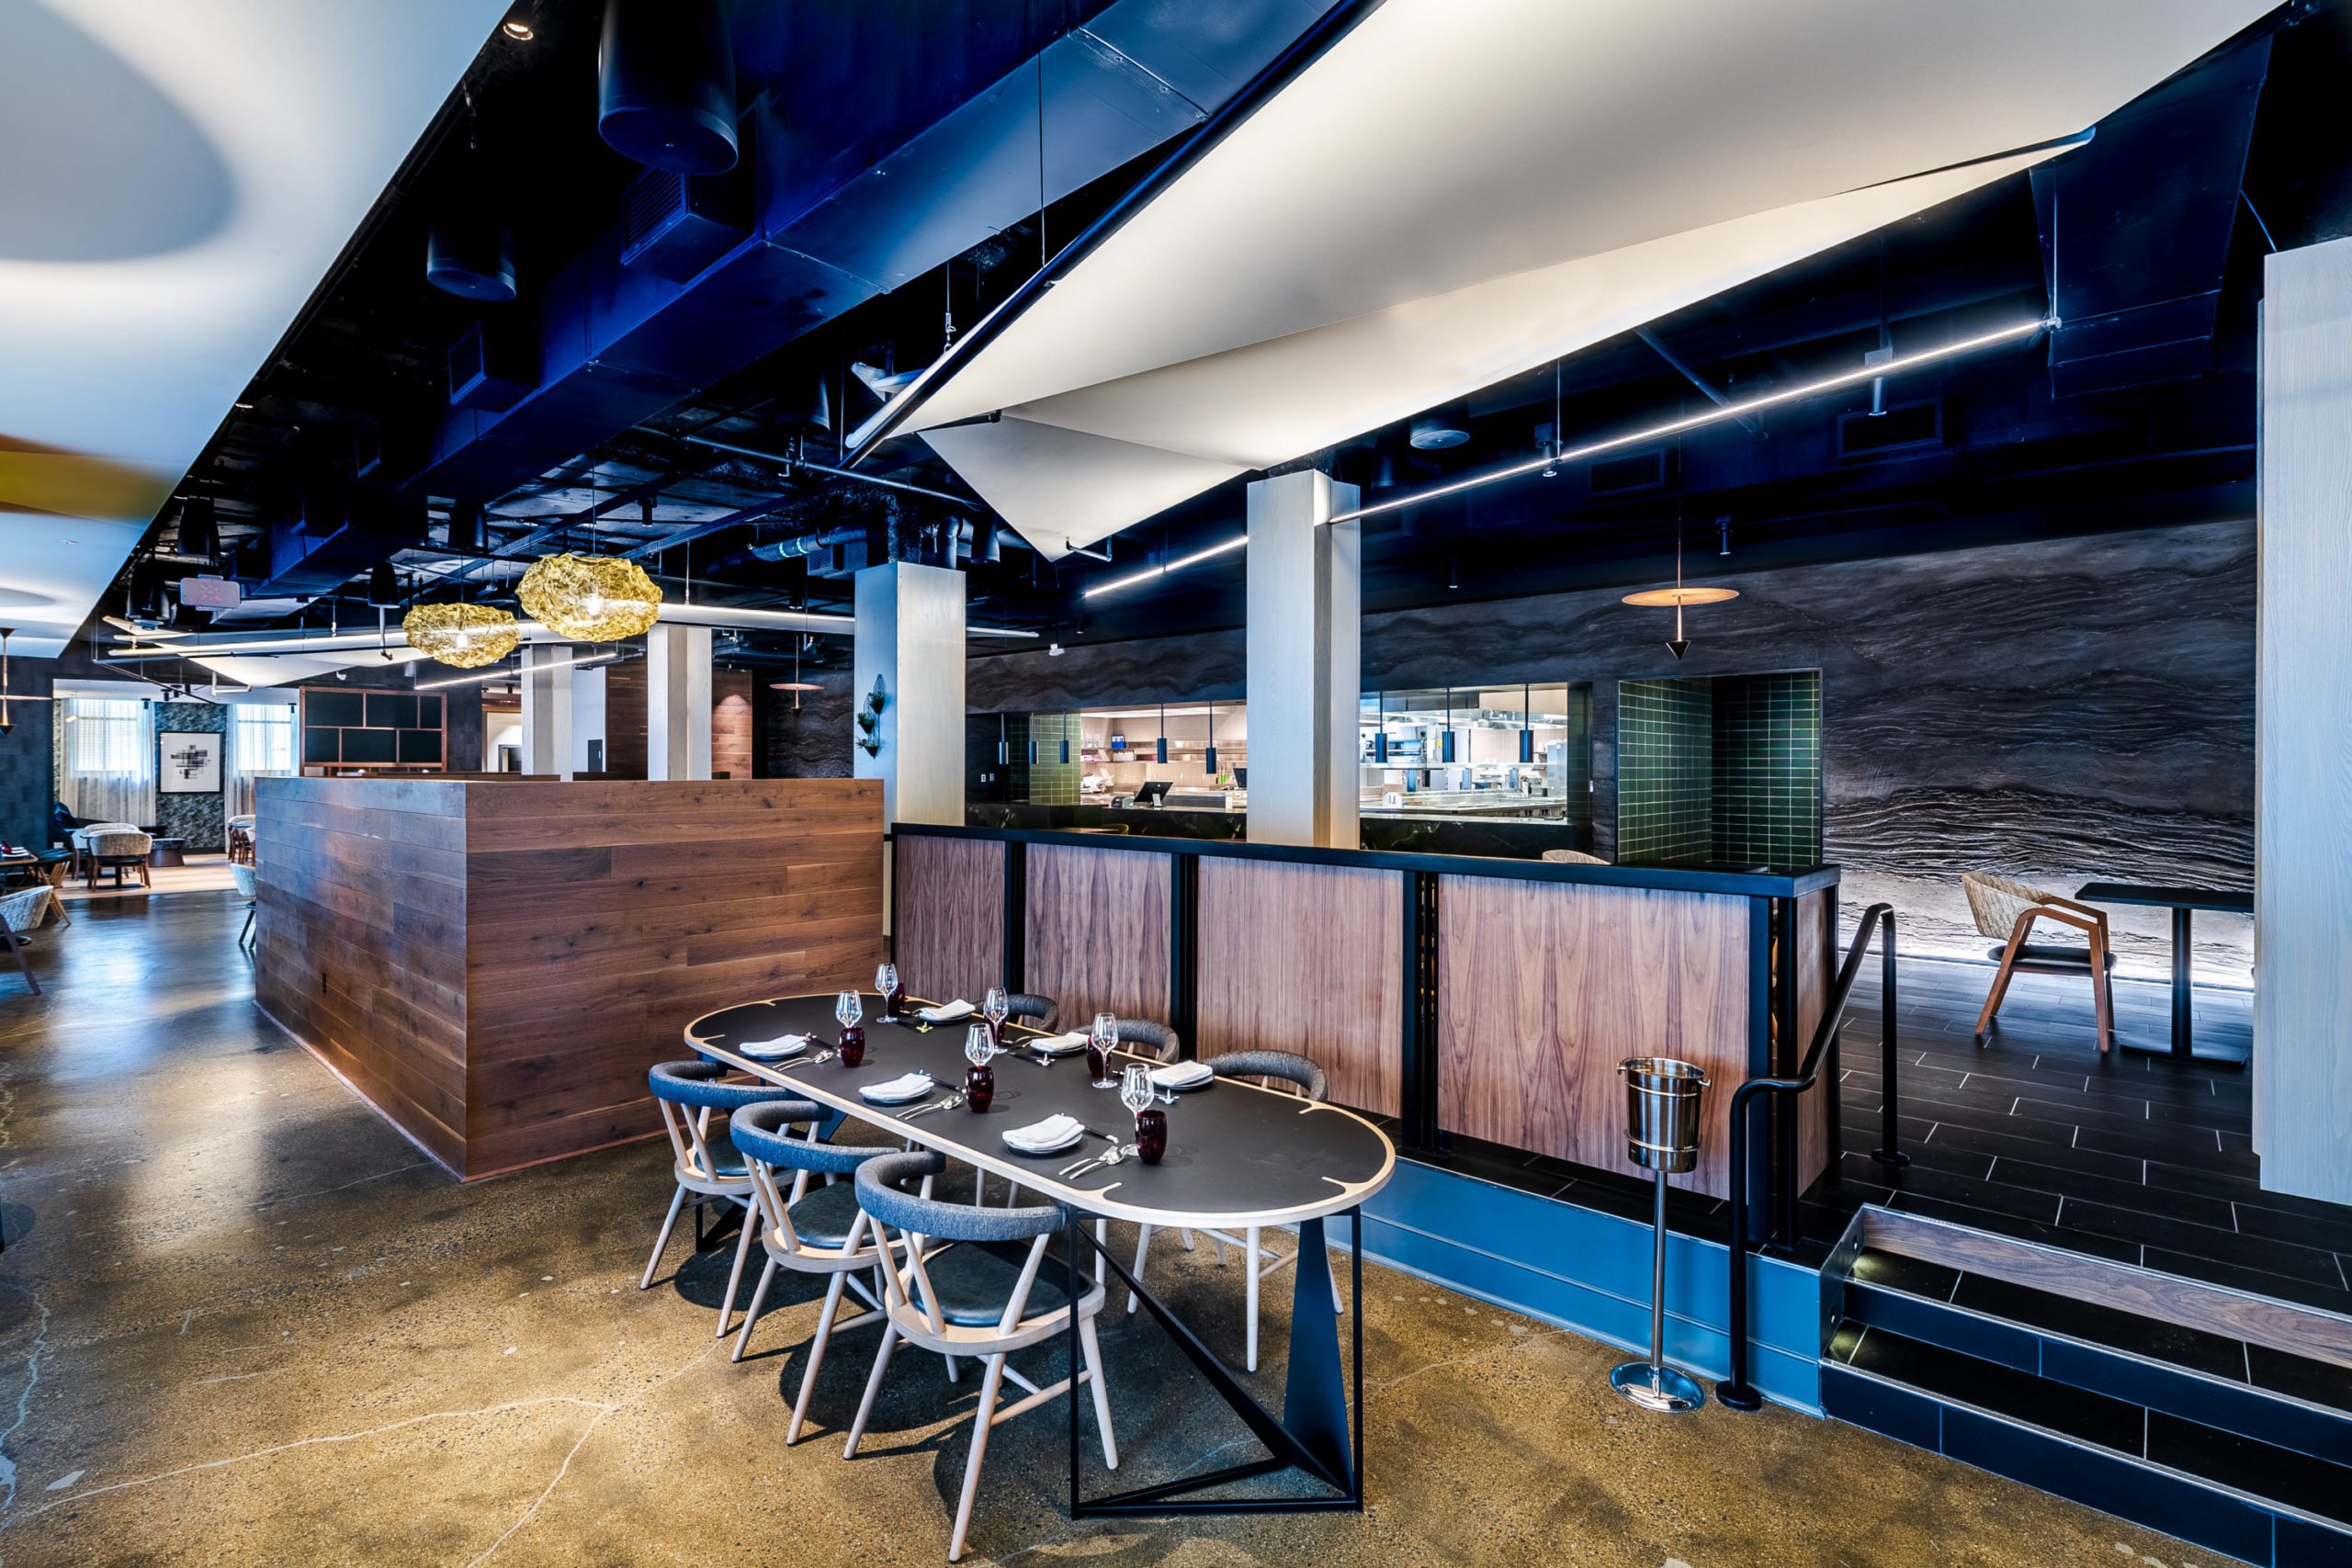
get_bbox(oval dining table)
[684,991,1396,1517]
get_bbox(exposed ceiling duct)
[854,0,2276,559]
[596,0,738,175]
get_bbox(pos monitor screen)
[1134,781,1172,806]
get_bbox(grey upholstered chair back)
[1203,1049,1329,1102]
[87,831,152,861]
[1006,992,1059,1031]
[730,1100,879,1178]
[232,863,257,898]
[1114,1018,1182,1064]
[856,1150,1063,1242]
[0,886,58,935]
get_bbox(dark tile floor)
[1816,956,2352,1314]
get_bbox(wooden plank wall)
[255,776,884,1179]
[604,667,647,778]
[891,834,1006,1004]
[1195,859,1403,1116]
[461,779,885,1176]
[1435,876,1752,1198]
[713,669,753,781]
[1023,843,1170,1031]
[252,776,471,1171]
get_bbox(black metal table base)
[1065,1209,1364,1517]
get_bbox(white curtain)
[61,699,156,825]
[228,705,297,815]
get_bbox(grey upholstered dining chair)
[1111,1017,1182,1064]
[725,1100,908,1442]
[232,863,258,952]
[844,1148,1116,1563]
[1004,992,1058,1032]
[83,829,153,890]
[1125,1049,1342,1371]
[640,1059,812,1336]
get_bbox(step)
[1822,1204,2352,1568]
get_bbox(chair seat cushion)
[1992,943,2118,972]
[783,1179,864,1248]
[922,1240,1073,1327]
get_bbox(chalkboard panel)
[340,728,397,763]
[303,728,341,764]
[308,691,365,728]
[398,728,442,763]
[367,693,419,731]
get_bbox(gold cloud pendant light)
[517,552,662,641]
[402,603,521,669]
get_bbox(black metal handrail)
[1717,902,1897,1412]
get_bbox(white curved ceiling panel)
[867,0,2275,557]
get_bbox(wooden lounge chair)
[1962,870,2115,1052]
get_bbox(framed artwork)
[159,730,223,795]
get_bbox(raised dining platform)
[252,776,885,1179]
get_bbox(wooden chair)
[1541,849,1610,865]
[1,882,67,996]
[1962,871,2115,1052]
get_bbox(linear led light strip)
[1080,317,2053,600]
[413,650,623,691]
[1081,534,1249,599]
[1328,317,2055,525]
[103,612,1039,660]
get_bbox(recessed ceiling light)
[232,400,254,411]
[501,17,535,39]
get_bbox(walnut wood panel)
[1436,876,1751,1198]
[1793,888,1833,1192]
[254,776,884,1179]
[1195,859,1402,1116]
[253,776,470,1172]
[713,668,753,781]
[1023,843,1170,1030]
[604,666,647,778]
[1861,1207,2352,1371]
[891,834,1006,1004]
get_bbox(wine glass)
[1119,1063,1155,1122]
[875,962,901,1021]
[835,988,866,1067]
[1088,1011,1119,1089]
[983,986,1010,1045]
[963,1022,997,1112]
[965,1021,998,1066]
[835,989,862,1031]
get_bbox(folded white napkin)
[918,998,975,1022]
[1027,1031,1089,1055]
[738,1033,810,1057]
[1149,1061,1216,1090]
[1004,1113,1084,1150]
[859,1072,935,1103]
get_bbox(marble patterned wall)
[970,519,2256,981]
[153,701,228,852]
[762,666,854,778]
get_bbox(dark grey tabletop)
[2075,882,2254,915]
[684,993,1395,1229]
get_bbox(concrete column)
[2255,237,2352,1203]
[854,560,965,827]
[1245,469,1360,848]
[519,643,573,779]
[646,624,713,782]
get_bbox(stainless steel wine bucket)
[1619,1056,1708,1175]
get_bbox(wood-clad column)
[520,643,573,779]
[2256,236,2352,1204]
[1245,470,1360,848]
[646,623,713,781]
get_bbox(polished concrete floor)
[0,892,2222,1566]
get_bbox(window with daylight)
[60,698,156,824]
[230,704,298,815]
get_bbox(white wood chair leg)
[843,1322,899,1460]
[947,1355,1008,1563]
[1245,1224,1262,1373]
[1180,1227,1195,1251]
[639,1185,686,1290]
[1095,1217,1107,1287]
[786,1269,851,1444]
[716,1196,760,1337]
[1079,1315,1118,1470]
[730,1256,780,1362]
[1125,1224,1155,1314]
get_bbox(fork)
[1062,1143,1138,1180]
[900,1091,966,1121]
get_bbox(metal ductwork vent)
[598,0,737,175]
[448,316,536,412]
[1838,398,1944,459]
[617,133,752,282]
[1589,449,1668,497]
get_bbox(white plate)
[739,1034,810,1059]
[858,1073,936,1105]
[1024,1032,1090,1055]
[1003,1122,1085,1155]
[918,999,976,1022]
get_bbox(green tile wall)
[1616,677,1714,863]
[1712,671,1823,867]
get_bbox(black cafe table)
[684,993,1395,1517]
[2075,883,2254,1066]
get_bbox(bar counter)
[893,822,1838,1201]
[252,776,885,1178]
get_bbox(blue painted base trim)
[1361,1156,1824,1414]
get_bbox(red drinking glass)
[1084,1040,1110,1083]
[966,1062,995,1113]
[1135,1106,1167,1165]
[837,1025,865,1068]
